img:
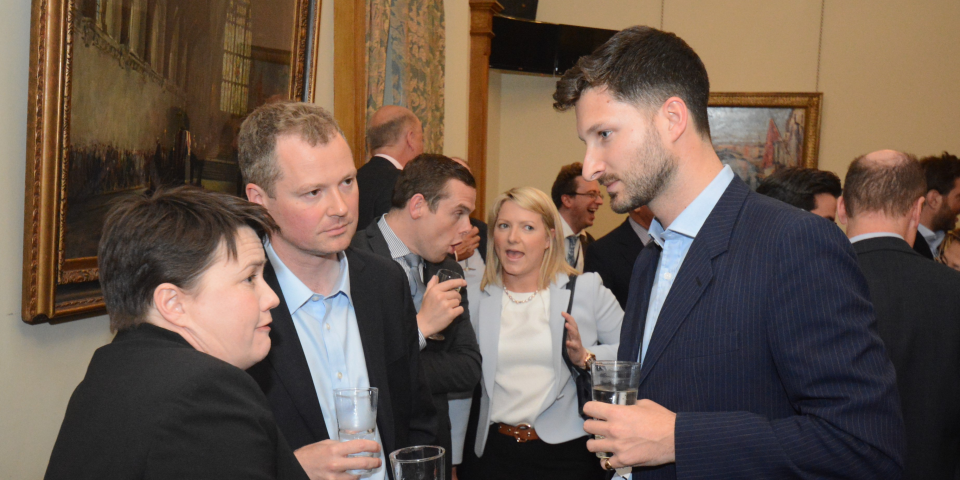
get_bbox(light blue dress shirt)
[640,166,735,364]
[265,242,385,479]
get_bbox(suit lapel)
[636,180,747,385]
[346,250,397,454]
[262,262,330,440]
[478,285,502,397]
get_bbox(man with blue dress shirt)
[553,26,903,479]
[241,101,437,480]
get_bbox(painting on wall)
[23,0,321,323]
[707,93,822,190]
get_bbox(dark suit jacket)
[618,177,904,479]
[912,229,935,259]
[350,221,482,478]
[247,247,438,462]
[470,217,488,262]
[584,219,645,308]
[853,236,960,480]
[46,324,307,480]
[357,155,401,230]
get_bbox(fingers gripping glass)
[426,269,463,341]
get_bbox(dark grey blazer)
[46,324,308,480]
[350,220,482,479]
[619,177,904,479]
[584,218,646,308]
[247,247,438,462]
[357,156,401,230]
[854,236,960,480]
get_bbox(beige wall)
[471,0,960,237]
[4,0,960,476]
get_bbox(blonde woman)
[936,229,960,271]
[459,187,622,480]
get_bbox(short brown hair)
[98,187,279,332]
[919,152,960,195]
[366,110,418,152]
[553,26,711,139]
[551,162,584,208]
[390,154,476,211]
[842,152,926,218]
[238,101,344,196]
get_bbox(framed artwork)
[22,0,322,323]
[708,92,822,190]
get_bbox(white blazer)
[471,272,623,456]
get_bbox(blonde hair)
[481,187,578,291]
[937,228,960,264]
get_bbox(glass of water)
[591,360,640,458]
[389,446,445,480]
[334,387,379,475]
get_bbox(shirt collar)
[375,154,403,170]
[560,216,583,239]
[648,165,736,247]
[628,217,651,243]
[264,241,351,316]
[917,223,940,242]
[377,215,414,262]
[849,232,904,244]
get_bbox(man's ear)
[925,190,942,210]
[560,194,575,210]
[408,193,427,220]
[660,96,689,143]
[246,183,268,206]
[153,283,189,327]
[909,196,925,228]
[837,196,849,226]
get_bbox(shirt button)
[311,295,321,302]
[337,372,343,380]
[324,323,330,331]
[664,272,673,280]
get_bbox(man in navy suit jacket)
[553,26,903,478]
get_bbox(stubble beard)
[932,203,958,232]
[604,131,678,214]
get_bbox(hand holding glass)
[591,360,641,458]
[334,388,379,475]
[390,446,445,480]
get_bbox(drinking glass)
[334,388,379,475]
[428,269,464,341]
[389,446,445,480]
[591,360,641,458]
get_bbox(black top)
[46,323,307,480]
[356,155,401,230]
[854,236,960,480]
[583,219,645,308]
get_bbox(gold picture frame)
[22,0,322,324]
[708,92,822,189]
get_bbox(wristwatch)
[581,350,596,371]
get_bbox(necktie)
[403,253,424,311]
[566,235,578,267]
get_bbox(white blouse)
[489,289,556,426]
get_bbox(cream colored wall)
[468,0,960,236]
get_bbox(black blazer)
[618,178,904,479]
[912,228,935,259]
[854,236,960,480]
[46,324,307,480]
[470,217,488,262]
[583,219,645,308]
[357,155,401,230]
[247,247,438,460]
[350,220,482,478]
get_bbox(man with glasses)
[552,162,604,271]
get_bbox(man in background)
[839,149,960,480]
[351,154,481,479]
[584,206,653,308]
[240,101,437,480]
[915,152,960,259]
[756,167,842,221]
[357,105,424,229]
[552,162,604,271]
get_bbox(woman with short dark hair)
[45,187,328,480]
